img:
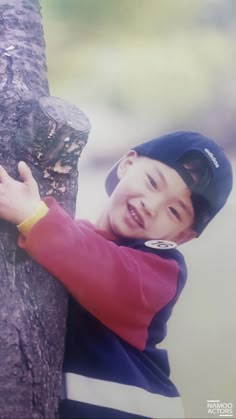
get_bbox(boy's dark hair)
[105,131,233,236]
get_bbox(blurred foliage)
[43,0,236,34]
[41,0,236,151]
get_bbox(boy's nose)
[141,193,165,218]
[141,199,157,218]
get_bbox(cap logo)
[144,239,177,250]
[204,148,219,168]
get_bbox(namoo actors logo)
[207,400,234,417]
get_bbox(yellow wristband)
[17,201,49,236]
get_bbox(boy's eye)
[169,207,181,221]
[147,174,157,189]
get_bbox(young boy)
[0,131,233,418]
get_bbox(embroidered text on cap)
[204,148,219,168]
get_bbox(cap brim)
[105,161,120,196]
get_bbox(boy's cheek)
[147,219,173,240]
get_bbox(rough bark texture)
[0,1,91,418]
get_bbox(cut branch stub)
[14,96,91,206]
[15,96,91,167]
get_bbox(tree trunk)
[0,1,90,418]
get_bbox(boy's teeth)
[129,205,143,227]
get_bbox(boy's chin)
[110,222,142,240]
[111,226,155,242]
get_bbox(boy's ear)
[117,150,139,180]
[175,228,197,245]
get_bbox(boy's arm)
[18,197,180,351]
[0,162,180,350]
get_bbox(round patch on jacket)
[144,239,177,250]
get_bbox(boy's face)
[98,151,197,244]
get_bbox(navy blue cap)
[105,131,233,236]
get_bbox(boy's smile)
[96,151,196,244]
[127,203,145,228]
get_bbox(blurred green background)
[42,1,236,418]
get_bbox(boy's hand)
[0,161,41,225]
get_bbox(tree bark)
[0,1,90,418]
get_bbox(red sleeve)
[18,197,179,350]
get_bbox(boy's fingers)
[18,161,36,186]
[0,165,12,183]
